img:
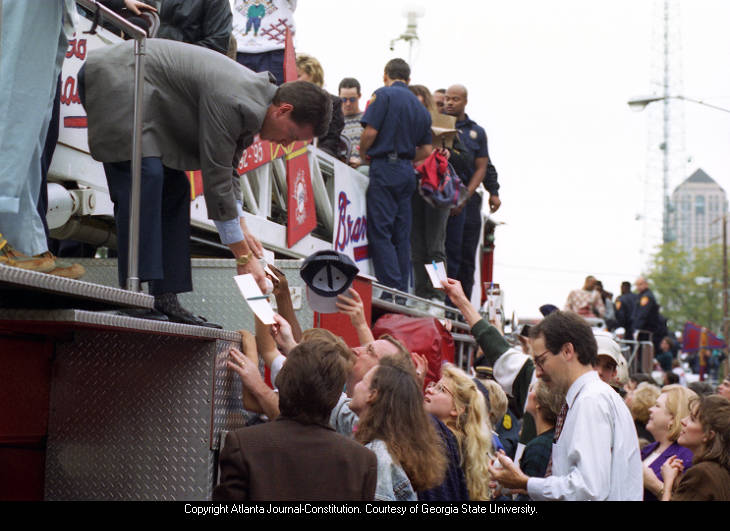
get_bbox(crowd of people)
[212,261,730,501]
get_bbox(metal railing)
[619,338,656,374]
[75,0,148,291]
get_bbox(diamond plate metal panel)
[44,330,236,500]
[73,258,316,331]
[0,262,152,309]
[0,309,240,341]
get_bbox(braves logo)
[334,192,366,252]
[294,169,308,224]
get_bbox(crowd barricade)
[619,337,655,375]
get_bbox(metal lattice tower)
[640,0,687,262]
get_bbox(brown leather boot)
[0,234,56,272]
[38,252,86,280]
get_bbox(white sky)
[294,0,730,319]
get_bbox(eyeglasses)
[533,349,553,370]
[341,97,358,103]
[426,381,454,398]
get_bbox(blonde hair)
[534,380,564,426]
[480,379,507,427]
[629,381,661,424]
[295,53,324,87]
[441,364,493,500]
[661,384,697,442]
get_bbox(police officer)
[632,276,668,370]
[615,281,638,339]
[443,84,500,301]
[359,58,432,295]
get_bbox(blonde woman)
[424,364,493,500]
[641,384,696,500]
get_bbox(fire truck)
[0,3,501,501]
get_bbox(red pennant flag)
[283,27,297,82]
[286,145,316,247]
[682,321,727,352]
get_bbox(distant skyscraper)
[670,169,728,253]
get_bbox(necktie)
[544,401,568,477]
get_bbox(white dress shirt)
[526,371,642,500]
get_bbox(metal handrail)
[75,0,147,291]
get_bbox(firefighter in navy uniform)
[359,58,432,296]
[443,84,500,301]
[615,281,638,340]
[632,276,668,369]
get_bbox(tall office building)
[670,169,728,253]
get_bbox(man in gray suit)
[81,39,330,326]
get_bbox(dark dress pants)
[366,158,416,293]
[458,193,483,300]
[411,192,449,301]
[103,158,192,295]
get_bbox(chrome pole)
[127,37,145,291]
[74,0,147,291]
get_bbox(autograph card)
[234,273,275,324]
[426,261,448,288]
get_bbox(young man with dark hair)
[338,77,364,167]
[81,39,330,326]
[488,310,642,500]
[433,88,446,113]
[359,58,432,297]
[214,339,377,501]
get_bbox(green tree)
[647,242,724,333]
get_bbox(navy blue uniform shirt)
[360,81,431,159]
[451,114,490,179]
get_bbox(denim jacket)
[366,440,417,502]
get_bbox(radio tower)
[640,0,686,261]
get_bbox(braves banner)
[682,321,726,352]
[285,145,317,247]
[333,163,371,276]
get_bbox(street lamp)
[628,95,730,113]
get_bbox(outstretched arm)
[336,288,374,345]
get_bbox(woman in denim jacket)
[350,354,447,500]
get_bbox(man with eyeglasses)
[488,311,642,501]
[338,77,364,168]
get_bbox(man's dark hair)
[664,371,680,385]
[273,80,332,137]
[435,88,446,94]
[276,339,348,425]
[530,310,598,366]
[338,77,361,95]
[688,381,714,397]
[630,372,654,386]
[384,58,410,82]
[621,281,632,294]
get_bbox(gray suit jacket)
[85,38,277,221]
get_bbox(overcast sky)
[295,0,730,319]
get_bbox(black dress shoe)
[154,293,223,329]
[118,308,170,321]
[164,307,223,329]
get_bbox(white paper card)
[425,261,448,288]
[262,249,276,278]
[234,273,275,324]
